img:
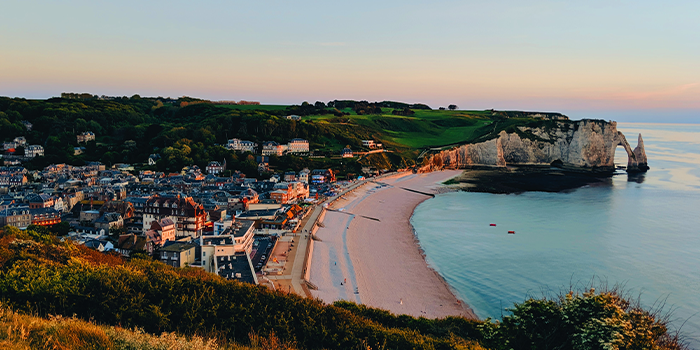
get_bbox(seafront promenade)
[266,176,384,296]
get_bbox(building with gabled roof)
[142,193,207,238]
[115,234,147,257]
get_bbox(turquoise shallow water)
[411,123,700,345]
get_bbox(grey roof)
[216,252,256,284]
[160,242,195,253]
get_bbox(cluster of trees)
[391,107,415,116]
[0,225,686,350]
[329,100,432,110]
[0,97,368,172]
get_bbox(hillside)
[0,225,686,350]
[0,96,568,175]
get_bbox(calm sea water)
[412,123,700,344]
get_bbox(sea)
[411,122,700,346]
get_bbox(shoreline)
[308,170,477,319]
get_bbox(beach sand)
[309,170,476,319]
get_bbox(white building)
[298,169,310,183]
[261,141,284,156]
[287,138,309,154]
[25,145,44,158]
[2,137,27,150]
[341,147,353,158]
[226,139,257,153]
[362,140,376,148]
[197,220,256,273]
[206,161,224,175]
[285,115,301,121]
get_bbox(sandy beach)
[308,170,476,319]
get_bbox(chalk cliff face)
[423,120,648,173]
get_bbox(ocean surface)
[411,122,700,345]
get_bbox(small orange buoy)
[490,223,496,226]
[508,231,515,234]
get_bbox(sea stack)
[628,133,650,172]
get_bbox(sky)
[1,0,699,122]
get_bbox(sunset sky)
[1,0,699,122]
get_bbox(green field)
[302,108,494,149]
[180,103,545,150]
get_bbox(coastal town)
[1,0,692,346]
[1,129,388,291]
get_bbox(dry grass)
[0,305,299,350]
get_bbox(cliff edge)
[421,119,648,173]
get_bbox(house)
[341,147,353,158]
[226,139,257,153]
[79,209,101,224]
[206,161,224,175]
[311,169,336,184]
[74,147,86,156]
[77,131,95,143]
[100,200,134,220]
[71,226,107,237]
[52,196,64,213]
[284,171,296,182]
[261,141,284,156]
[142,193,207,238]
[0,174,26,187]
[28,194,54,208]
[0,206,31,229]
[298,168,310,183]
[286,138,309,154]
[269,189,291,204]
[362,140,376,148]
[159,242,196,268]
[83,239,113,252]
[285,115,301,121]
[29,207,61,226]
[197,220,256,275]
[146,217,176,247]
[115,234,147,257]
[24,145,44,158]
[94,212,123,231]
[148,153,161,165]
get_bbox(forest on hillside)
[0,96,402,175]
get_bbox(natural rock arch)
[614,132,649,172]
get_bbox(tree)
[109,226,127,238]
[49,222,71,236]
[448,104,458,110]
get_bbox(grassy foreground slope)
[0,225,687,350]
[0,303,306,350]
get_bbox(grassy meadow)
[296,107,495,149]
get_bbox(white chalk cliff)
[423,120,648,172]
